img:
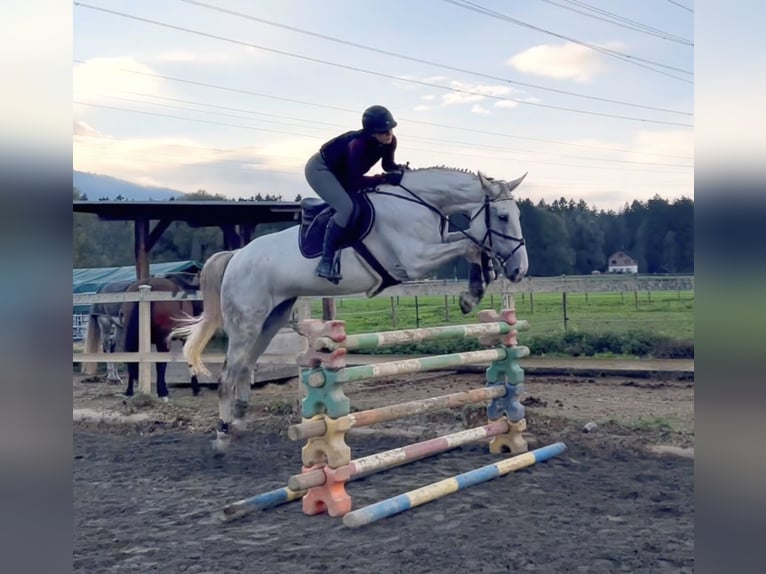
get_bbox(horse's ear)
[478,171,493,188]
[505,172,528,194]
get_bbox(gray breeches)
[305,152,354,228]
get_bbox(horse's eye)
[498,213,509,222]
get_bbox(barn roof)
[73,260,202,313]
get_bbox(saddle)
[298,193,401,295]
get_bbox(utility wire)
[536,0,692,45]
[179,0,691,116]
[75,100,692,171]
[666,0,693,13]
[89,91,692,167]
[73,2,692,127]
[443,0,693,83]
[73,58,693,160]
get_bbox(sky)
[72,0,695,211]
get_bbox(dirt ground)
[73,367,694,573]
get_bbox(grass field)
[309,290,694,358]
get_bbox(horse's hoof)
[212,432,231,455]
[231,418,249,435]
[160,396,169,403]
[459,292,478,314]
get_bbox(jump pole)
[288,419,511,491]
[221,485,306,521]
[343,442,567,528]
[305,347,528,387]
[288,385,508,441]
[221,420,512,521]
[312,320,528,352]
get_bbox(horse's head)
[469,171,529,283]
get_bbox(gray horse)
[82,279,134,383]
[171,167,529,454]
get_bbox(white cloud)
[494,100,519,110]
[627,130,694,163]
[471,104,491,115]
[153,50,237,64]
[73,120,101,137]
[74,57,165,104]
[506,42,621,82]
[421,95,436,101]
[442,92,485,105]
[413,105,431,112]
[442,81,513,106]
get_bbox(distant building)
[607,251,638,274]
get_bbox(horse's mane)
[411,165,477,175]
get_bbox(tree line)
[73,188,693,277]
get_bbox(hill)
[73,171,184,201]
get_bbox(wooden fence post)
[322,297,336,320]
[138,284,152,395]
[390,296,397,328]
[562,291,569,331]
[415,296,420,328]
[443,295,450,321]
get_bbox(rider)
[304,104,408,283]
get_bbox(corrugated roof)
[73,260,202,313]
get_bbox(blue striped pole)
[343,442,566,528]
[222,486,306,521]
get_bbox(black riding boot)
[315,219,346,283]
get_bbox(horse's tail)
[82,314,101,375]
[170,250,236,377]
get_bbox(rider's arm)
[381,136,399,172]
[347,139,386,190]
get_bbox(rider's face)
[373,130,394,145]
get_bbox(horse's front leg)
[405,239,475,277]
[460,261,486,315]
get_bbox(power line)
[73,58,694,160]
[101,91,691,168]
[73,2,692,127]
[74,100,691,172]
[442,0,693,83]
[665,0,693,13]
[178,0,691,116]
[537,0,692,45]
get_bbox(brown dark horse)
[118,277,201,400]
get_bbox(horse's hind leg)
[155,338,170,401]
[231,297,297,434]
[213,298,297,454]
[214,346,251,454]
[105,325,122,384]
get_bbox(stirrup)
[315,256,342,284]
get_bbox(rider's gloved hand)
[384,171,404,186]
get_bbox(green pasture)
[309,290,694,358]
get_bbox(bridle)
[372,180,526,270]
[467,195,526,270]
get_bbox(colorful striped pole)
[306,346,530,386]
[342,442,567,528]
[221,486,306,522]
[288,385,508,441]
[288,420,511,491]
[314,320,529,352]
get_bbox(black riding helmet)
[362,105,397,134]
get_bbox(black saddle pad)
[298,193,375,259]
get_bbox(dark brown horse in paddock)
[118,276,201,400]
